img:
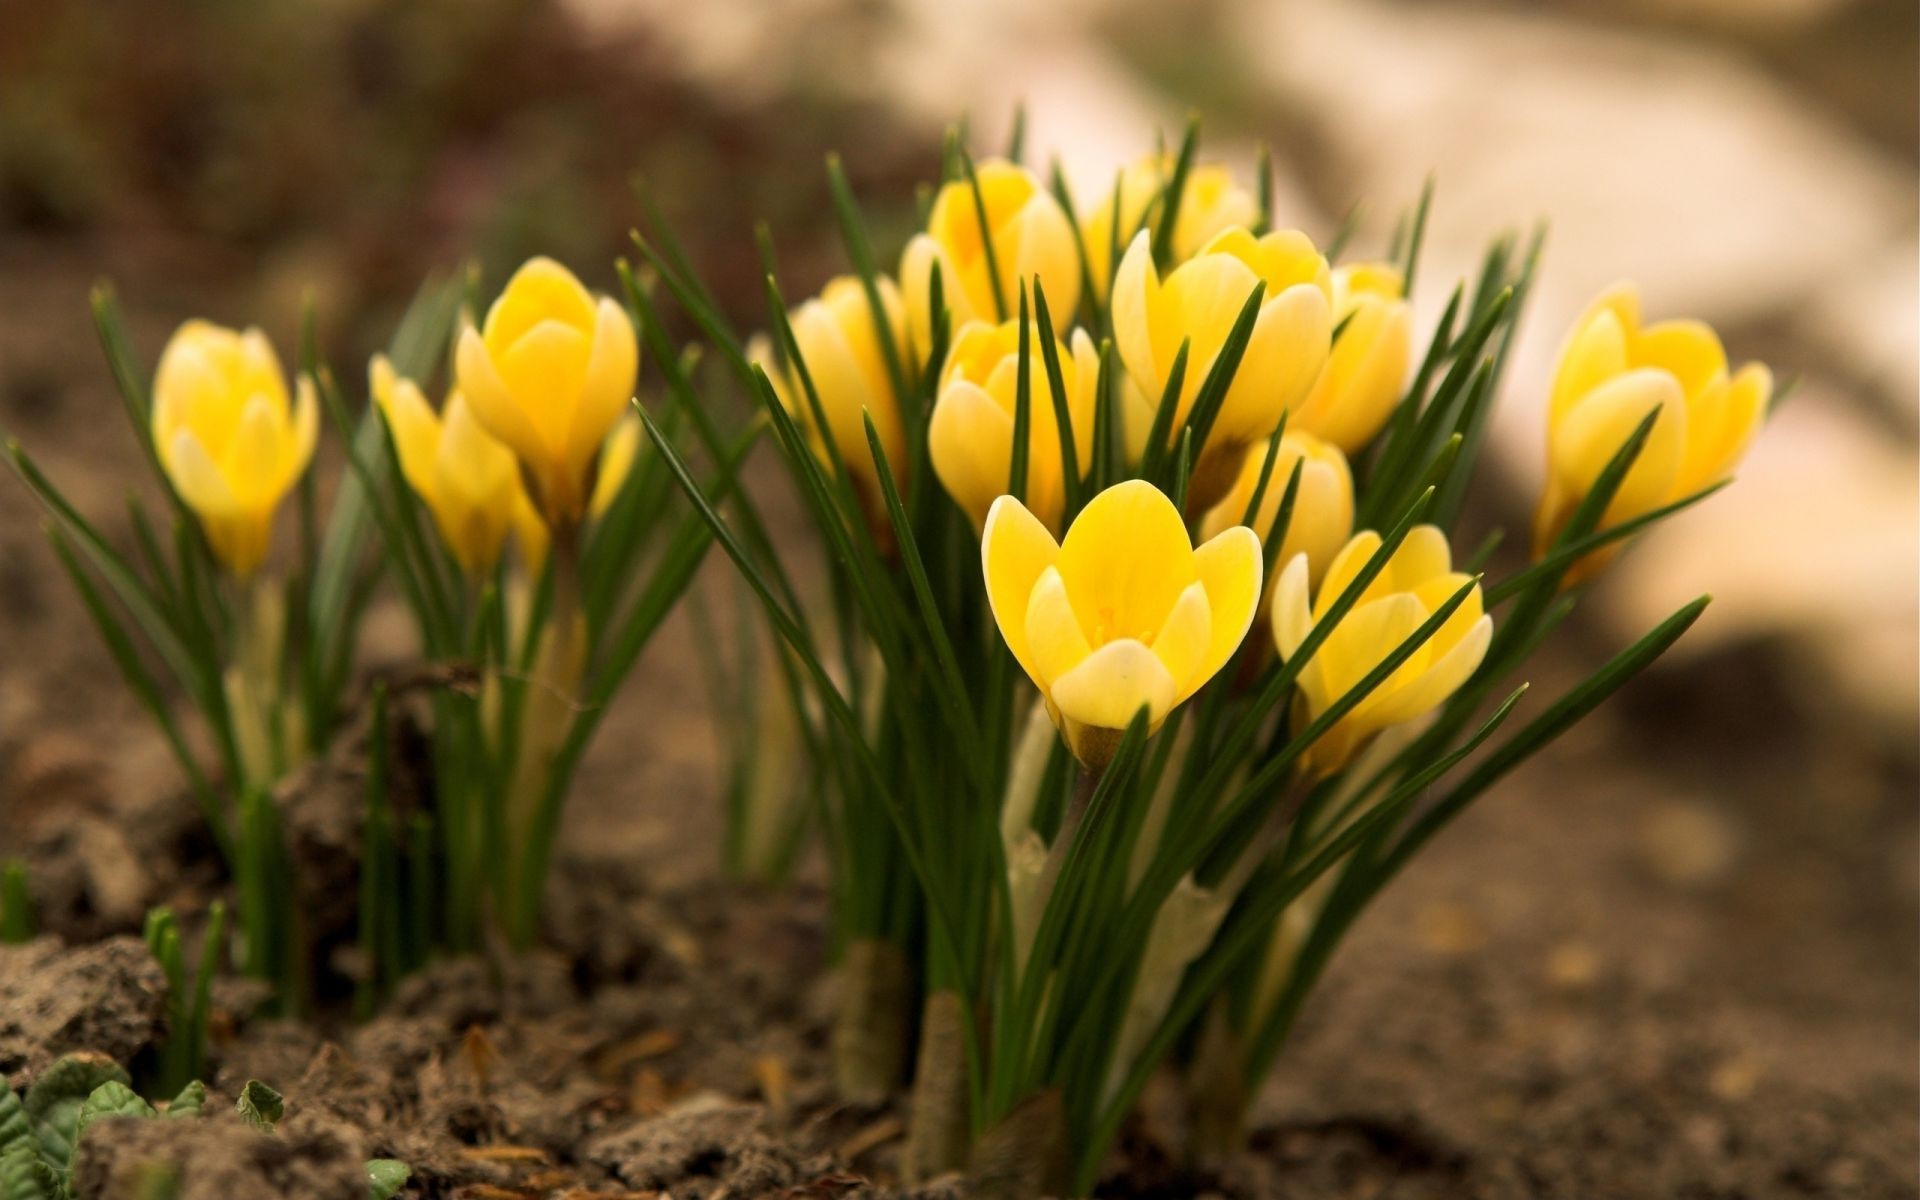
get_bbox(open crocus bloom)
[1111,227,1333,511]
[455,257,638,527]
[1271,525,1491,775]
[900,159,1081,360]
[983,479,1263,767]
[152,320,318,577]
[1533,282,1770,579]
[373,356,526,577]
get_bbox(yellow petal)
[1150,581,1212,697]
[1188,524,1262,695]
[287,374,319,488]
[1218,280,1333,446]
[1316,591,1427,722]
[591,412,644,518]
[1055,480,1194,645]
[1549,307,1630,427]
[565,296,640,479]
[1297,293,1407,453]
[498,319,590,453]
[1371,612,1491,727]
[1550,367,1687,526]
[1386,525,1454,593]
[1156,250,1262,412]
[223,394,286,507]
[166,428,237,516]
[1314,530,1384,620]
[483,257,596,355]
[1110,231,1161,399]
[899,233,943,358]
[457,324,545,469]
[1677,361,1771,495]
[929,379,1017,531]
[1634,318,1726,402]
[1269,552,1313,661]
[372,359,441,500]
[982,495,1061,688]
[1048,638,1178,734]
[1024,566,1094,688]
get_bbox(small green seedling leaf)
[235,1081,283,1133]
[0,1080,28,1157]
[75,1081,156,1143]
[366,1158,411,1200]
[0,1144,54,1200]
[25,1053,129,1170]
[163,1082,205,1120]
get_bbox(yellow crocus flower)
[900,159,1081,359]
[983,479,1263,767]
[372,356,525,577]
[1270,525,1491,774]
[455,257,638,529]
[1198,430,1354,592]
[1292,262,1412,453]
[754,275,910,527]
[1111,227,1333,510]
[152,320,318,577]
[928,318,1104,533]
[1080,155,1258,300]
[1533,283,1770,578]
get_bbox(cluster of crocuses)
[14,117,1766,1192]
[634,124,1767,1195]
[12,261,717,1004]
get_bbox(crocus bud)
[455,257,639,528]
[1198,430,1354,592]
[753,275,910,528]
[152,320,318,577]
[373,355,526,577]
[1111,228,1333,511]
[1080,155,1258,300]
[983,480,1262,768]
[929,318,1100,533]
[1270,525,1491,774]
[1292,263,1412,453]
[901,160,1081,359]
[1533,283,1770,580]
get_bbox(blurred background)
[1,0,1913,1191]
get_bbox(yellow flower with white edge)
[455,257,638,528]
[1080,155,1258,300]
[928,317,1122,534]
[152,320,318,577]
[372,355,528,577]
[1198,430,1353,593]
[1271,525,1490,774]
[1111,227,1333,510]
[901,159,1080,359]
[1292,262,1412,454]
[752,275,910,526]
[1533,283,1770,579]
[983,479,1263,768]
